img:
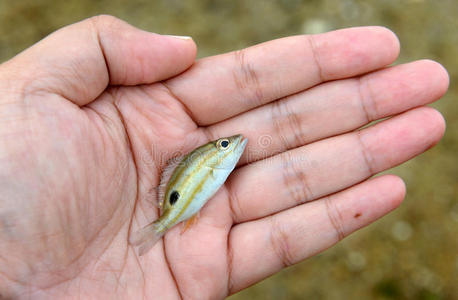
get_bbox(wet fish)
[129,134,248,255]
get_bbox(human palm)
[0,16,448,299]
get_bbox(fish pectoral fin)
[205,166,227,179]
[181,213,200,234]
[207,165,228,170]
[203,166,216,178]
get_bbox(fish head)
[213,134,248,168]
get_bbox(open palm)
[0,16,448,299]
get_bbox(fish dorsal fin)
[158,155,183,209]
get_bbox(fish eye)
[217,138,230,150]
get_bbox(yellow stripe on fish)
[129,134,248,255]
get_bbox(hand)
[0,16,448,299]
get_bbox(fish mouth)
[229,134,248,154]
[240,137,248,149]
[232,134,248,148]
[237,136,248,155]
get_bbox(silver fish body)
[130,134,247,255]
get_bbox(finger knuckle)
[281,151,314,205]
[271,99,306,151]
[232,49,264,107]
[324,196,346,241]
[269,216,295,268]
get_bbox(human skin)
[0,16,449,299]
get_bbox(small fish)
[130,134,248,255]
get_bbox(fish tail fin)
[129,221,165,256]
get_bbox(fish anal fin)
[181,213,200,234]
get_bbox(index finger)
[165,26,399,125]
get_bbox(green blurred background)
[0,0,456,299]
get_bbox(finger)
[228,175,406,293]
[207,60,449,164]
[225,107,445,223]
[0,15,196,106]
[165,26,399,125]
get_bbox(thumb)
[0,15,196,106]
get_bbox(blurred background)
[0,0,456,299]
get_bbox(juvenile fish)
[130,134,248,255]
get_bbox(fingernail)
[166,35,192,40]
